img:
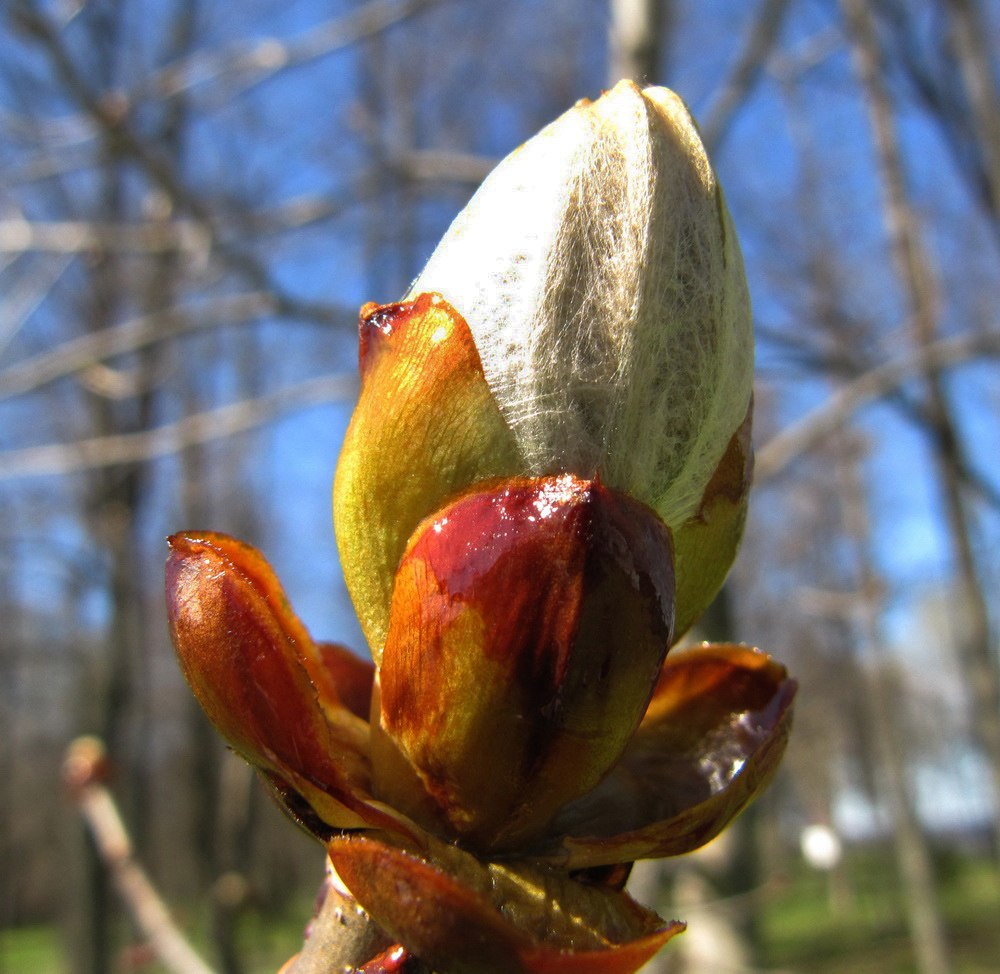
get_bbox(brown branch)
[755,329,1000,484]
[0,292,278,400]
[143,0,452,105]
[64,737,218,974]
[280,862,397,974]
[945,0,1000,218]
[0,371,357,478]
[608,0,665,85]
[841,0,1000,889]
[702,0,791,154]
[393,149,497,186]
[0,218,210,255]
[63,739,411,973]
[11,0,346,327]
[0,253,73,356]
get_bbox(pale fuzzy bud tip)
[407,81,753,529]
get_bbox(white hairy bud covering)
[407,81,752,529]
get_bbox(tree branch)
[702,0,791,154]
[64,737,218,974]
[0,292,280,400]
[11,0,347,326]
[945,0,1000,218]
[0,371,357,478]
[608,0,664,86]
[0,218,210,255]
[280,862,396,974]
[755,330,1000,483]
[392,149,496,186]
[143,0,452,106]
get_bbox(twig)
[0,292,280,400]
[755,329,1000,483]
[142,0,451,105]
[63,737,218,974]
[0,218,210,255]
[702,0,791,154]
[0,370,357,478]
[608,0,664,86]
[840,0,1000,895]
[946,0,1000,218]
[12,0,348,327]
[280,861,399,974]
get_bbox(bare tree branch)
[767,24,841,85]
[608,0,665,85]
[0,371,357,478]
[872,0,1000,239]
[945,0,1000,219]
[143,0,452,105]
[280,863,395,974]
[0,218,210,255]
[0,292,279,399]
[841,0,1000,890]
[393,149,497,186]
[3,145,97,187]
[10,0,347,326]
[2,160,491,256]
[64,738,218,974]
[702,0,791,154]
[756,329,1000,483]
[0,253,73,356]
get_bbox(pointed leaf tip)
[373,474,675,851]
[329,833,683,974]
[165,531,378,832]
[334,295,521,662]
[545,643,796,867]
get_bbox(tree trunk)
[840,0,1000,870]
[835,434,953,974]
[608,0,666,85]
[945,0,1000,220]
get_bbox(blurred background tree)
[0,1,997,973]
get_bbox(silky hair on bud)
[408,81,753,530]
